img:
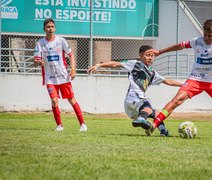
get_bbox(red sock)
[52,106,62,125]
[72,102,84,125]
[154,110,168,127]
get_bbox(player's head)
[203,19,212,45]
[139,45,155,67]
[43,18,56,36]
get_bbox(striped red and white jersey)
[34,35,73,85]
[181,36,212,83]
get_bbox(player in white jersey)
[148,19,212,131]
[34,18,87,132]
[88,45,182,136]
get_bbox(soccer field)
[0,112,212,179]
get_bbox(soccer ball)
[178,121,197,139]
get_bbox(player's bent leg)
[132,111,152,129]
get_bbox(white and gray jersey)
[120,60,165,102]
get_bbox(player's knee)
[68,97,76,106]
[51,98,58,107]
[172,96,184,107]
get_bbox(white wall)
[0,74,211,113]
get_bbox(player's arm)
[34,42,44,66]
[158,44,184,55]
[69,52,76,80]
[87,61,122,73]
[149,43,185,56]
[61,37,76,80]
[162,78,182,87]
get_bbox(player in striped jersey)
[88,45,182,136]
[34,18,87,132]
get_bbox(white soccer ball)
[178,121,197,139]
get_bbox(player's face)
[44,22,55,36]
[203,31,212,45]
[140,50,155,66]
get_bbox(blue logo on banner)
[47,55,59,62]
[197,57,212,65]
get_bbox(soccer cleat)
[160,129,170,137]
[158,123,170,137]
[79,123,88,132]
[55,124,64,131]
[132,118,152,129]
[145,126,155,136]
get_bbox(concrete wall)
[0,74,211,113]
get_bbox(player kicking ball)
[34,18,87,132]
[147,19,212,134]
[88,45,182,136]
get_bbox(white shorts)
[124,99,147,120]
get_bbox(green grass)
[0,112,212,180]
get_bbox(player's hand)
[34,59,44,66]
[70,69,76,80]
[146,49,160,56]
[87,64,100,74]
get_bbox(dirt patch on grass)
[167,112,212,121]
[1,111,211,121]
[84,112,212,121]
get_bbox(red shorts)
[179,79,212,98]
[46,82,74,99]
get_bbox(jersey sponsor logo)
[191,73,205,78]
[47,87,53,94]
[47,55,59,62]
[201,50,209,58]
[196,41,204,47]
[56,48,61,54]
[195,67,211,72]
[197,57,212,65]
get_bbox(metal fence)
[0,0,211,78]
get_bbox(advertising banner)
[1,0,158,37]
